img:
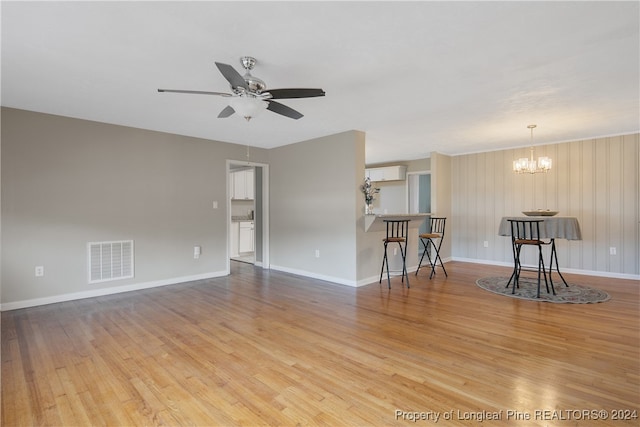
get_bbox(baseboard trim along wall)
[269,264,363,287]
[271,258,637,287]
[453,257,640,281]
[0,270,228,311]
[271,261,453,288]
[270,257,462,287]
[357,261,437,286]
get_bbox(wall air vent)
[88,240,134,284]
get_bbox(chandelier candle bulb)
[538,156,552,170]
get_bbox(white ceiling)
[2,1,639,164]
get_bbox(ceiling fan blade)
[267,101,303,119]
[215,62,249,91]
[217,105,235,118]
[267,88,325,99]
[158,89,231,97]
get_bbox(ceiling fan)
[158,56,325,121]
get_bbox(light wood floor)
[2,261,639,426]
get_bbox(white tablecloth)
[498,216,582,240]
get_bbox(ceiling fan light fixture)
[159,55,323,120]
[229,96,268,121]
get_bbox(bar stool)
[506,219,554,298]
[416,217,447,279]
[379,219,410,289]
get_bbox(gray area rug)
[476,276,611,303]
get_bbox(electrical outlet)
[609,247,617,255]
[35,266,44,277]
[483,241,489,248]
[212,201,218,209]
[194,246,201,259]
[315,249,320,258]
[393,247,398,256]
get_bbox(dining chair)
[507,219,554,298]
[415,217,447,279]
[379,219,410,289]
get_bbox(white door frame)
[406,170,431,258]
[406,170,431,214]
[226,159,270,274]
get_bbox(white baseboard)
[358,263,424,286]
[0,270,228,311]
[270,262,437,288]
[452,257,640,281]
[271,258,458,288]
[269,264,364,287]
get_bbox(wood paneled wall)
[451,133,639,277]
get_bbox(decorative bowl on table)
[522,210,559,217]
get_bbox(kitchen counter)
[231,216,253,222]
[364,213,430,232]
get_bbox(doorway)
[227,160,269,273]
[407,172,431,256]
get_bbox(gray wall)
[431,152,453,261]
[1,108,268,307]
[2,108,637,308]
[451,134,639,276]
[269,131,365,284]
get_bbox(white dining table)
[498,216,582,286]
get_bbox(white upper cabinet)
[231,168,255,200]
[365,165,407,182]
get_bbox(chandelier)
[513,125,552,174]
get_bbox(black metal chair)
[379,220,410,289]
[415,217,447,279]
[507,219,554,298]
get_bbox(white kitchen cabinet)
[232,169,255,200]
[239,221,254,253]
[365,165,407,182]
[366,168,385,182]
[230,221,240,257]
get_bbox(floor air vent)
[88,240,134,284]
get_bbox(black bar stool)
[507,219,554,298]
[379,220,410,289]
[416,217,447,279]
